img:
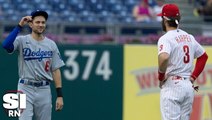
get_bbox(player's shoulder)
[44,36,58,46]
[158,29,189,43]
[44,36,56,43]
[179,29,196,41]
[16,34,29,38]
[158,33,172,43]
[16,34,30,42]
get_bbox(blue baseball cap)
[31,10,48,20]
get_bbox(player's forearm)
[2,25,22,52]
[159,61,168,73]
[53,69,63,97]
[158,53,169,81]
[53,69,62,88]
[158,53,169,73]
[191,52,208,80]
[158,60,168,81]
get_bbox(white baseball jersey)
[158,29,205,120]
[157,29,205,78]
[11,34,65,81]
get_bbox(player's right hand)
[159,79,167,89]
[19,16,32,27]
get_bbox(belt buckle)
[34,81,42,87]
[28,81,34,86]
[24,79,29,85]
[33,82,38,87]
[24,80,49,87]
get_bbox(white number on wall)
[64,50,112,81]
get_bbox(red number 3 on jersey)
[183,45,190,63]
[45,60,50,72]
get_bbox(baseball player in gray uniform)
[2,10,65,120]
[157,4,208,120]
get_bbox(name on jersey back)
[175,35,191,43]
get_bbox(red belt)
[171,76,183,80]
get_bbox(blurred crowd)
[0,0,212,45]
[192,0,212,22]
[0,6,3,20]
[132,0,164,22]
[0,0,165,23]
[0,0,211,23]
[0,0,163,23]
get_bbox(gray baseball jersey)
[10,34,65,120]
[12,34,65,81]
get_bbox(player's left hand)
[192,85,199,92]
[189,77,199,92]
[56,97,64,111]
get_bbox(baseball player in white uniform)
[2,10,65,120]
[157,4,208,120]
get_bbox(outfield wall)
[123,45,212,120]
[0,45,211,120]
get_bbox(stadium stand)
[0,0,212,45]
[0,0,136,23]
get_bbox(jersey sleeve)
[9,36,22,54]
[51,43,65,71]
[13,36,21,51]
[157,37,171,55]
[191,35,205,58]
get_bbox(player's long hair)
[166,16,181,28]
